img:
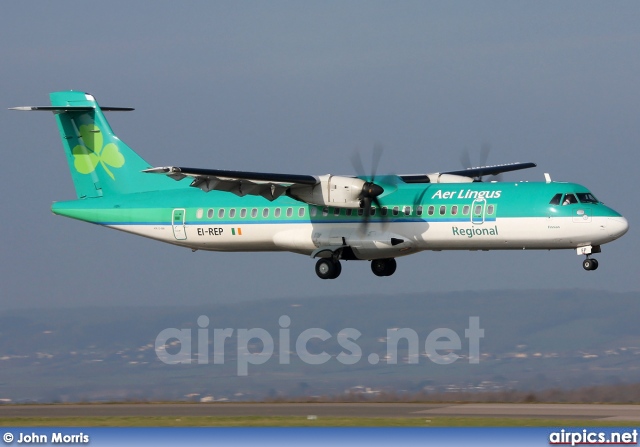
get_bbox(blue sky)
[1,2,638,308]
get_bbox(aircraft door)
[471,198,486,225]
[172,208,187,240]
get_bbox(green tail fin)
[48,91,177,198]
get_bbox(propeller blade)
[371,143,383,180]
[352,145,384,181]
[372,196,388,230]
[480,143,491,167]
[413,186,429,210]
[350,150,366,178]
[353,146,387,233]
[358,196,372,233]
[460,150,472,169]
[460,143,493,182]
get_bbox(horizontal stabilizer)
[9,106,134,112]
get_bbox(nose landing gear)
[582,257,599,271]
[578,245,601,271]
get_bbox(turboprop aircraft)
[12,91,628,279]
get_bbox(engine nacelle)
[289,175,366,208]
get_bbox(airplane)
[11,91,629,279]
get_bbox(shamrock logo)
[72,124,125,180]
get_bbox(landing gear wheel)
[582,258,599,271]
[371,259,387,276]
[332,259,342,278]
[315,258,341,279]
[384,258,397,276]
[371,258,397,277]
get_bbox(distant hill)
[0,289,638,403]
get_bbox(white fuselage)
[107,214,628,260]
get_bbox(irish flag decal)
[231,228,243,236]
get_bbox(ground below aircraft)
[12,91,629,279]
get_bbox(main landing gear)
[314,257,398,279]
[582,257,599,271]
[371,258,397,277]
[315,258,342,279]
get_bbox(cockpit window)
[576,192,599,204]
[562,194,578,205]
[549,193,562,205]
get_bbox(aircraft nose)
[607,216,629,239]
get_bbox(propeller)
[351,145,386,232]
[460,143,503,182]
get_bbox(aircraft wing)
[145,161,538,200]
[400,162,537,183]
[440,162,537,178]
[144,166,319,201]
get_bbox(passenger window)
[358,208,364,216]
[310,207,317,217]
[370,207,376,216]
[487,205,495,215]
[562,194,578,205]
[404,206,411,216]
[381,207,388,216]
[451,205,458,216]
[549,193,562,205]
[322,207,329,217]
[229,209,236,218]
[240,209,247,218]
[462,205,470,215]
[428,206,434,216]
[251,208,258,218]
[286,208,293,218]
[334,208,341,216]
[346,209,353,216]
[196,208,203,219]
[474,205,482,215]
[275,208,281,218]
[392,206,399,216]
[298,208,305,217]
[262,208,269,218]
[207,209,214,219]
[439,205,446,215]
[417,206,423,216]
[218,209,225,219]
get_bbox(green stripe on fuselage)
[51,181,623,226]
